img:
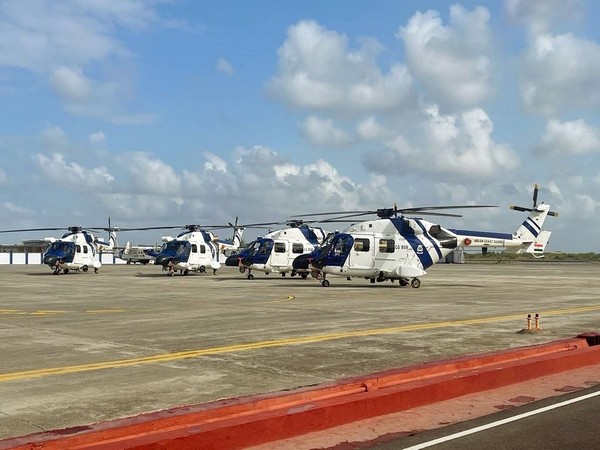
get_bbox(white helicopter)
[134,221,245,276]
[0,226,113,274]
[224,220,331,279]
[292,185,558,287]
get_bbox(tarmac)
[0,261,599,443]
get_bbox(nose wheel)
[410,278,421,288]
[321,279,330,287]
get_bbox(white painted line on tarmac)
[402,389,600,450]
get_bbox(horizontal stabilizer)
[520,230,551,256]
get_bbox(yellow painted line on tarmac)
[0,309,124,316]
[30,310,66,316]
[267,295,295,304]
[1,304,599,383]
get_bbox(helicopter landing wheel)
[281,273,286,277]
[301,273,308,279]
[183,269,189,275]
[411,278,421,289]
[53,267,60,275]
[399,278,409,287]
[247,273,254,280]
[321,279,330,287]
[82,265,88,273]
[239,266,246,273]
[199,266,206,273]
[213,269,218,275]
[63,268,70,274]
[94,268,99,274]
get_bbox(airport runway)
[0,262,599,441]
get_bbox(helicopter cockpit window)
[274,242,286,253]
[379,239,395,253]
[333,235,351,255]
[200,245,206,254]
[292,243,304,254]
[47,241,76,256]
[354,238,370,252]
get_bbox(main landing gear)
[399,277,421,288]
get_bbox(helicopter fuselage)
[225,225,327,279]
[154,230,221,276]
[298,217,458,287]
[43,231,102,274]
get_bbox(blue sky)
[1,0,599,251]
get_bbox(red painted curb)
[2,336,599,450]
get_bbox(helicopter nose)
[154,254,172,266]
[44,255,59,266]
[309,257,324,269]
[225,254,240,267]
[292,254,310,270]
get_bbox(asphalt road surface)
[373,386,600,450]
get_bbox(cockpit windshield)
[46,241,76,256]
[161,240,191,260]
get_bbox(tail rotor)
[510,184,558,217]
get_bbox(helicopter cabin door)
[348,235,374,270]
[271,240,288,267]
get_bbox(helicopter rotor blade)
[0,227,70,233]
[532,184,539,207]
[509,205,533,213]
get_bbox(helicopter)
[0,226,113,274]
[224,220,331,280]
[292,185,558,288]
[131,221,245,276]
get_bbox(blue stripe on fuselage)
[449,229,513,240]
[390,218,433,268]
[414,219,442,261]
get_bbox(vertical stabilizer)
[513,204,551,242]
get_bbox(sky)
[0,0,599,252]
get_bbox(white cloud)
[521,33,600,115]
[356,116,386,141]
[34,153,114,189]
[302,116,353,147]
[3,201,34,216]
[89,131,106,145]
[50,66,91,102]
[535,119,600,156]
[203,152,228,173]
[365,107,519,179]
[505,0,583,35]
[399,5,492,109]
[267,20,413,114]
[40,126,69,151]
[117,152,181,195]
[0,0,162,121]
[216,57,234,76]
